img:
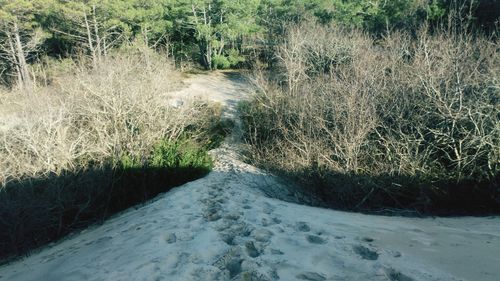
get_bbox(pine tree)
[0,0,48,92]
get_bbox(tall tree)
[43,0,175,66]
[173,0,260,69]
[44,0,120,67]
[117,0,173,48]
[0,0,48,91]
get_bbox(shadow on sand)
[0,165,210,262]
[288,169,500,217]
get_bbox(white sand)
[1,72,499,281]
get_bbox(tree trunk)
[84,12,97,68]
[6,32,23,89]
[199,40,212,70]
[12,22,32,93]
[206,43,212,69]
[92,5,102,62]
[192,4,213,70]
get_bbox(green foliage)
[226,49,246,66]
[0,0,43,27]
[212,49,245,69]
[172,0,261,69]
[212,54,231,69]
[119,154,142,170]
[150,140,212,170]
[427,0,446,21]
[0,0,497,83]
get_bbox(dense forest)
[0,0,498,87]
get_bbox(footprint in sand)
[245,241,260,258]
[295,222,311,232]
[240,270,272,281]
[296,272,327,281]
[220,233,236,245]
[204,209,222,222]
[384,268,416,281]
[213,247,243,279]
[261,217,282,227]
[306,234,327,244]
[216,197,227,204]
[252,229,274,243]
[224,212,241,221]
[361,237,374,243]
[202,200,223,222]
[232,222,253,237]
[164,233,177,244]
[353,245,379,260]
[262,202,275,214]
[270,249,284,255]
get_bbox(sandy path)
[167,71,249,116]
[1,72,499,281]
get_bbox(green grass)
[150,139,213,169]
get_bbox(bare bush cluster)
[0,47,214,186]
[0,47,226,260]
[242,23,499,212]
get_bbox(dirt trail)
[1,72,499,281]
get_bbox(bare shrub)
[249,25,385,174]
[0,47,213,186]
[376,28,500,182]
[0,46,225,260]
[241,23,499,213]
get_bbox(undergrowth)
[0,47,230,262]
[240,23,499,215]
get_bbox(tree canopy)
[0,0,497,80]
